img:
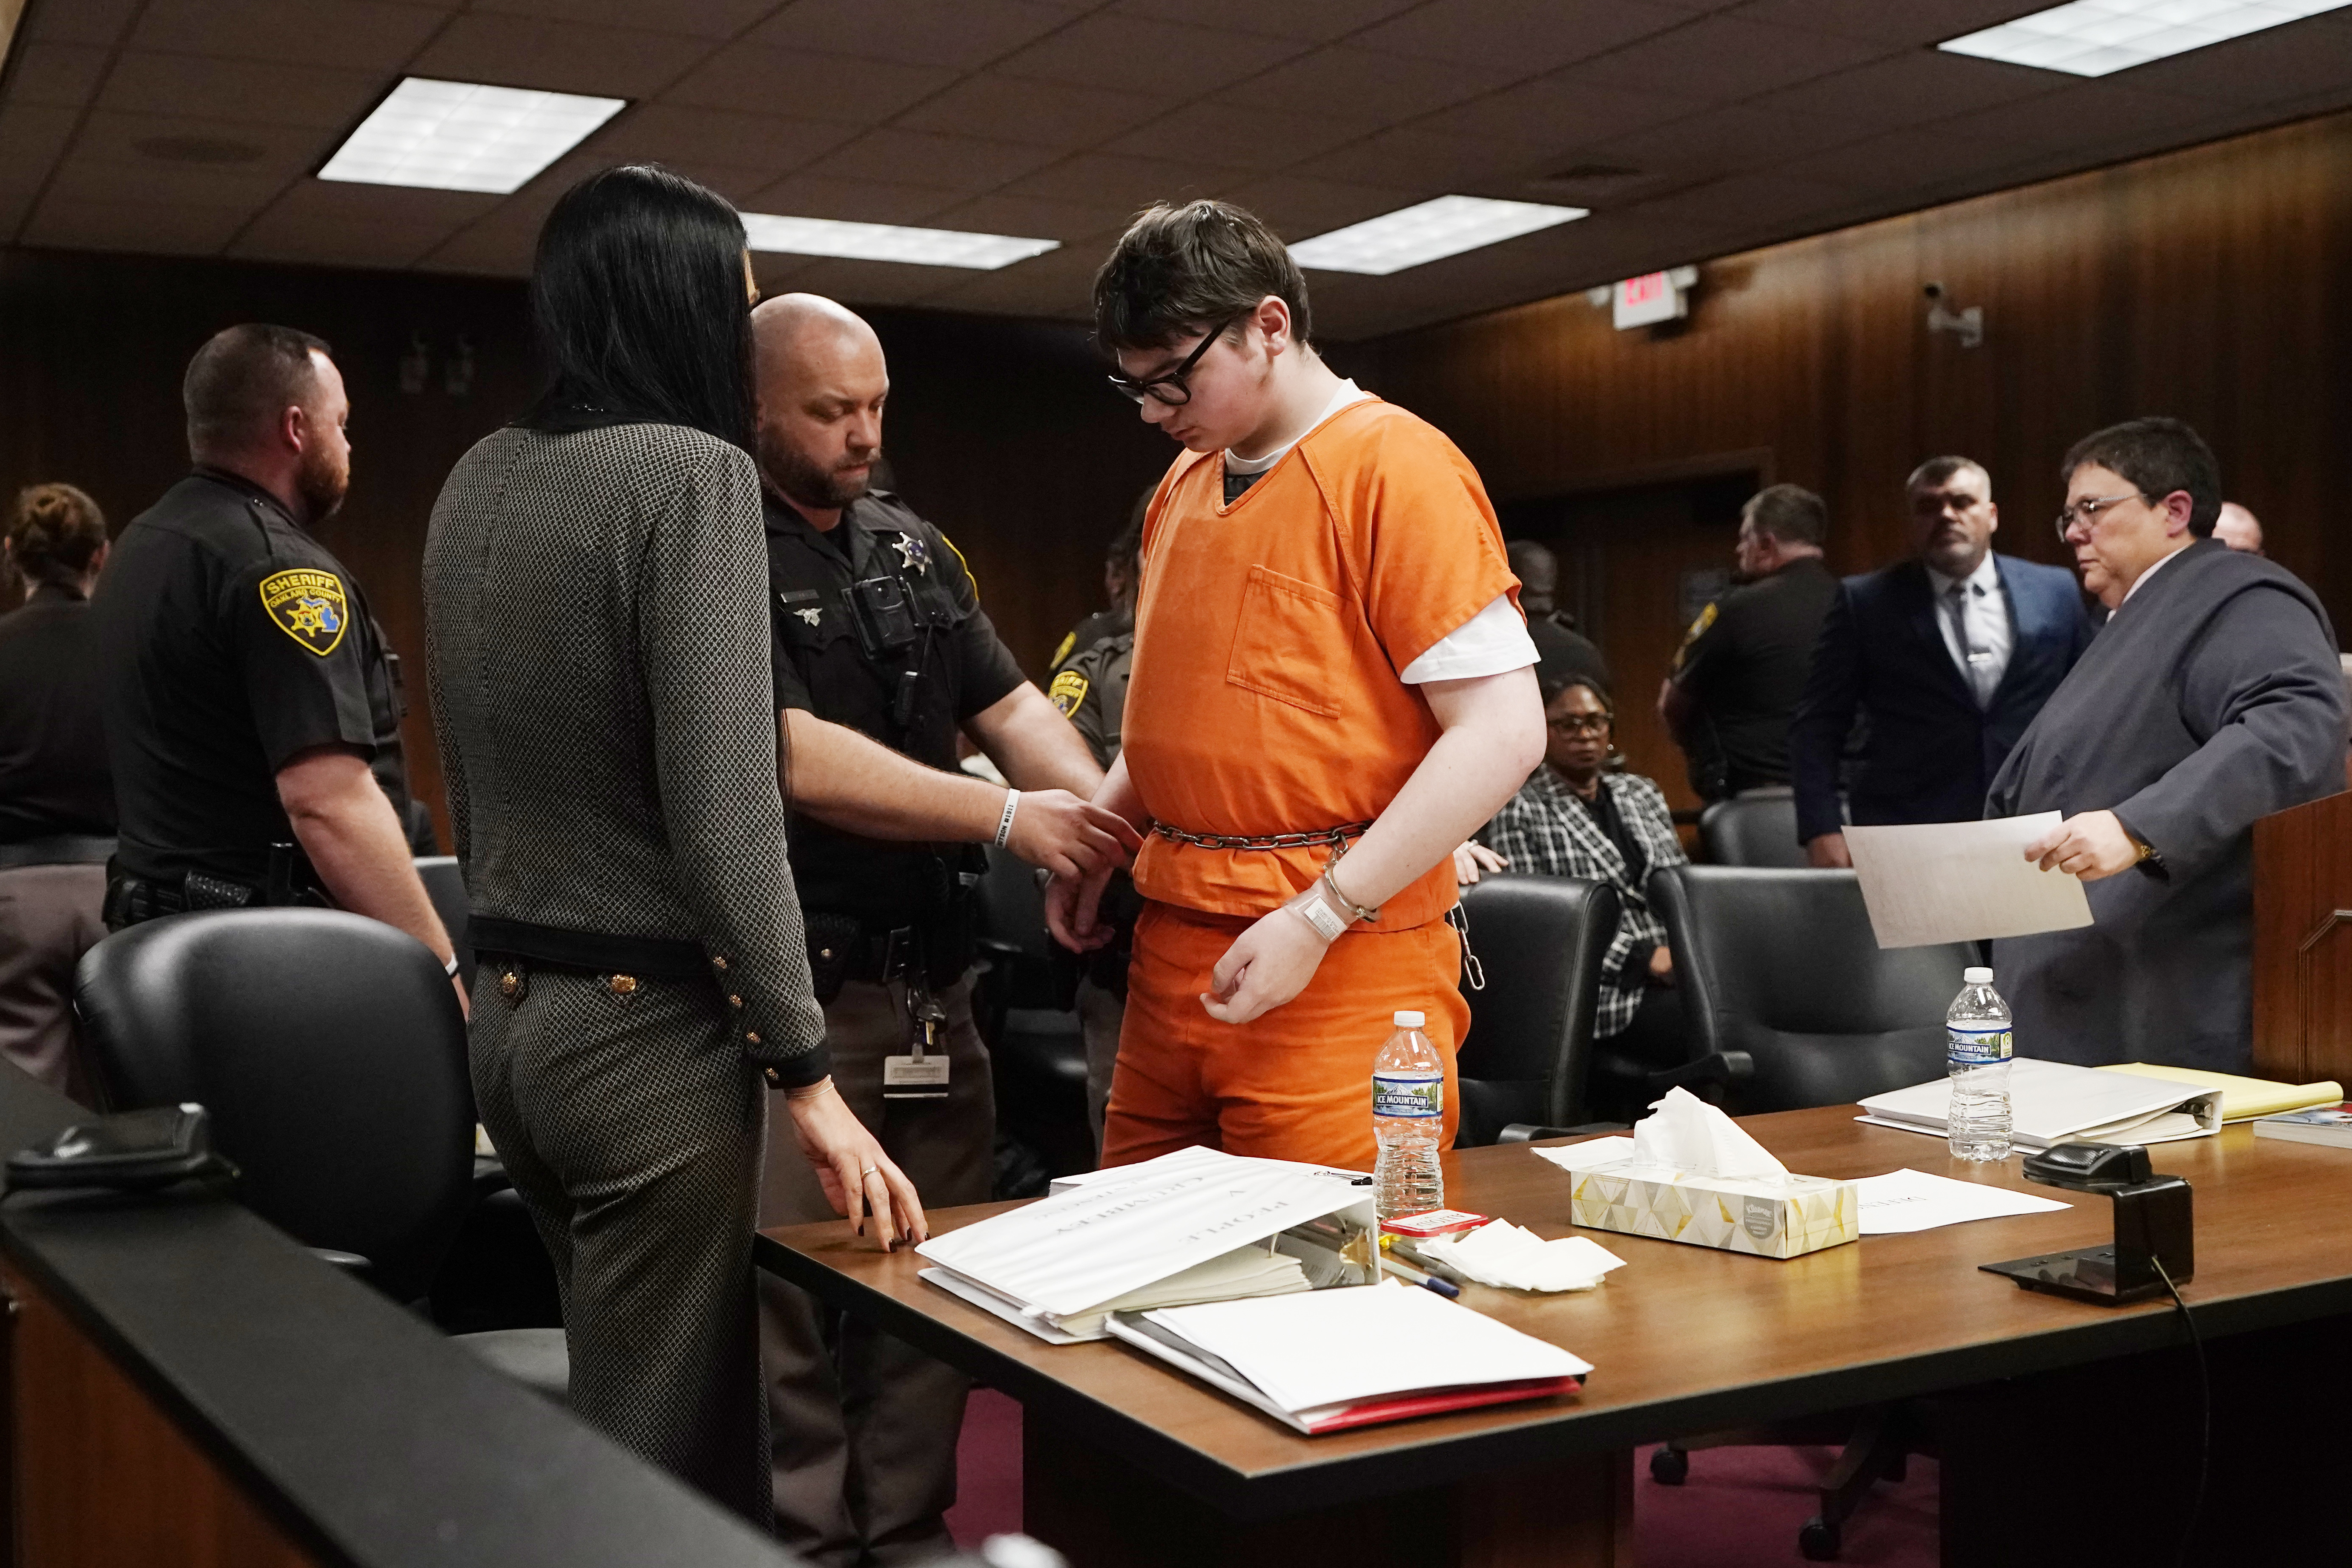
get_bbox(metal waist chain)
[1149,820,1375,854]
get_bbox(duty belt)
[1148,820,1374,854]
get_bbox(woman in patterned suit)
[1482,675,1688,1072]
[423,165,921,1522]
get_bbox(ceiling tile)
[915,242,1104,319]
[70,109,332,181]
[1567,17,1893,100]
[1748,50,2062,131]
[27,0,143,47]
[663,45,955,123]
[128,0,450,71]
[0,98,80,191]
[992,15,1310,100]
[1770,124,2022,197]
[407,13,714,99]
[1217,172,1420,238]
[745,0,1072,71]
[1417,75,1707,149]
[808,127,1065,192]
[1932,81,2182,154]
[1294,125,1552,190]
[469,0,784,40]
[2110,18,2352,108]
[896,74,1178,149]
[1103,102,1364,172]
[1216,46,1535,128]
[1107,0,1424,43]
[39,149,289,209]
[1001,151,1242,206]
[1721,0,2046,48]
[229,178,497,267]
[584,103,858,181]
[1623,169,1861,229]
[21,197,251,255]
[98,52,387,130]
[923,191,1123,243]
[8,42,114,109]
[743,171,957,224]
[1352,0,1695,76]
[414,224,536,276]
[1580,103,1868,180]
[757,254,973,308]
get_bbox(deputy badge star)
[891,533,930,574]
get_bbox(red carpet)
[946,1387,1938,1565]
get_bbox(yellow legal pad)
[2093,1064,2342,1123]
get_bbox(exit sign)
[1613,270,1687,330]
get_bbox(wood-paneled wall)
[0,248,1164,838]
[1354,107,2352,698]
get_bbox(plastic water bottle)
[1946,966,2014,1162]
[1373,1010,1445,1221]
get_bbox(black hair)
[521,164,755,452]
[183,324,331,458]
[6,483,107,590]
[2061,417,2222,538]
[1742,483,1827,546]
[1092,200,1312,353]
[1540,673,1613,715]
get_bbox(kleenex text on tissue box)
[1564,1087,1858,1258]
[1566,1163,1857,1258]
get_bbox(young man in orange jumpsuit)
[1047,201,1548,1172]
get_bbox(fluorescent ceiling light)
[1287,195,1588,276]
[741,213,1058,270]
[320,77,624,194]
[1940,0,2352,77]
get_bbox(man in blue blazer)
[1792,456,2095,865]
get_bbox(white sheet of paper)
[1852,1168,2071,1234]
[1843,812,2093,948]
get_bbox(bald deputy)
[745,293,1133,1564]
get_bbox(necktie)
[1944,583,1994,708]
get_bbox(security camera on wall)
[1924,281,1985,348]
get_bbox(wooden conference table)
[758,1109,2352,1566]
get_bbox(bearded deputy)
[92,324,462,1009]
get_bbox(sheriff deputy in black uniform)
[1044,501,1143,1149]
[747,294,1134,1566]
[91,324,463,1013]
[1657,482,1839,801]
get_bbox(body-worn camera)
[849,575,920,659]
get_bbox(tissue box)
[1566,1161,1858,1259]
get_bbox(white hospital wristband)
[995,789,1021,849]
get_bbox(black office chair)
[1637,865,1969,1559]
[1642,865,1970,1114]
[73,909,567,1400]
[968,845,1090,1187]
[1696,786,1809,868]
[413,854,475,991]
[1450,874,1618,1147]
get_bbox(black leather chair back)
[1650,866,1968,1112]
[1453,874,1619,1146]
[75,909,475,1301]
[414,855,475,990]
[1697,788,1809,868]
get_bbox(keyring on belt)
[1148,820,1376,858]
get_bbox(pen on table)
[1379,1252,1461,1299]
[1387,1237,1468,1287]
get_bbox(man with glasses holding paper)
[1985,417,2344,1073]
[1049,200,1545,1171]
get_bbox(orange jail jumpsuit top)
[1102,395,1520,1171]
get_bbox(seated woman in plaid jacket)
[1480,675,1687,1068]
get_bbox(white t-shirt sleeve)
[1397,594,1539,685]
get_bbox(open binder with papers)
[1857,1058,2224,1149]
[1106,1281,1591,1435]
[915,1146,1376,1344]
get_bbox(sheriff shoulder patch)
[1669,599,1718,674]
[1048,668,1089,718]
[259,568,349,656]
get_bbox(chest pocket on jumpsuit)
[1226,563,1348,719]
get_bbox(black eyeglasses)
[1547,713,1611,736]
[1105,314,1243,407]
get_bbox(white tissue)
[1417,1221,1626,1293]
[1630,1086,1788,1179]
